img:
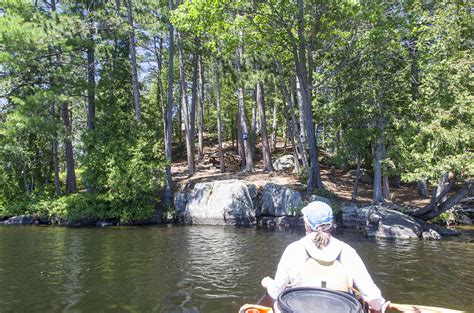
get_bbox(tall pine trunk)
[49,0,60,196]
[51,101,60,196]
[155,36,166,148]
[382,143,390,199]
[237,110,245,166]
[87,30,95,130]
[177,31,195,176]
[236,40,253,172]
[295,76,308,160]
[250,99,257,159]
[373,134,384,203]
[410,37,429,199]
[289,78,306,168]
[85,22,96,193]
[197,50,204,160]
[215,57,225,172]
[270,101,278,151]
[281,85,300,173]
[61,102,77,193]
[295,0,323,191]
[163,0,175,207]
[256,81,274,172]
[126,0,141,122]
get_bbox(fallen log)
[415,181,473,221]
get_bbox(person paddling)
[261,201,390,312]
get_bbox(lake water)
[0,225,473,312]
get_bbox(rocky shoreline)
[3,179,469,241]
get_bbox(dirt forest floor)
[171,137,432,209]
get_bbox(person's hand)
[261,276,273,289]
[381,301,391,313]
[369,300,391,313]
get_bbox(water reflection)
[0,226,473,312]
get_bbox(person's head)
[301,201,334,249]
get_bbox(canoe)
[239,288,466,313]
[239,287,364,313]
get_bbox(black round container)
[276,287,364,313]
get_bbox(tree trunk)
[295,75,308,160]
[61,102,77,193]
[256,81,274,172]
[271,101,278,151]
[352,147,361,203]
[190,39,198,167]
[280,79,300,173]
[417,180,429,198]
[85,22,96,194]
[177,30,195,176]
[250,96,257,159]
[126,0,141,122]
[215,56,225,173]
[436,172,450,203]
[155,36,166,148]
[52,101,60,196]
[416,182,473,221]
[163,0,174,207]
[197,50,204,160]
[52,139,60,196]
[373,134,384,203]
[50,0,60,196]
[236,41,253,172]
[178,87,183,148]
[237,110,245,166]
[409,37,419,107]
[87,33,95,130]
[412,180,455,218]
[289,77,306,167]
[295,0,323,191]
[382,143,390,199]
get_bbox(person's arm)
[261,245,294,300]
[344,246,387,311]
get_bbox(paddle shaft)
[389,302,465,313]
[257,293,274,308]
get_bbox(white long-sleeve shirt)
[265,234,386,310]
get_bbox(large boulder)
[342,205,423,239]
[2,215,33,225]
[262,183,304,216]
[174,180,257,226]
[272,155,295,172]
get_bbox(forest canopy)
[0,0,472,223]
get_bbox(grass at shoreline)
[0,193,157,225]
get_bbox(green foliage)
[0,0,166,222]
[1,0,471,222]
[0,192,156,224]
[431,211,451,226]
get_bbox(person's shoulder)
[283,237,306,253]
[335,238,357,255]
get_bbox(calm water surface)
[0,225,473,312]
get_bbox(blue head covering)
[301,201,333,230]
